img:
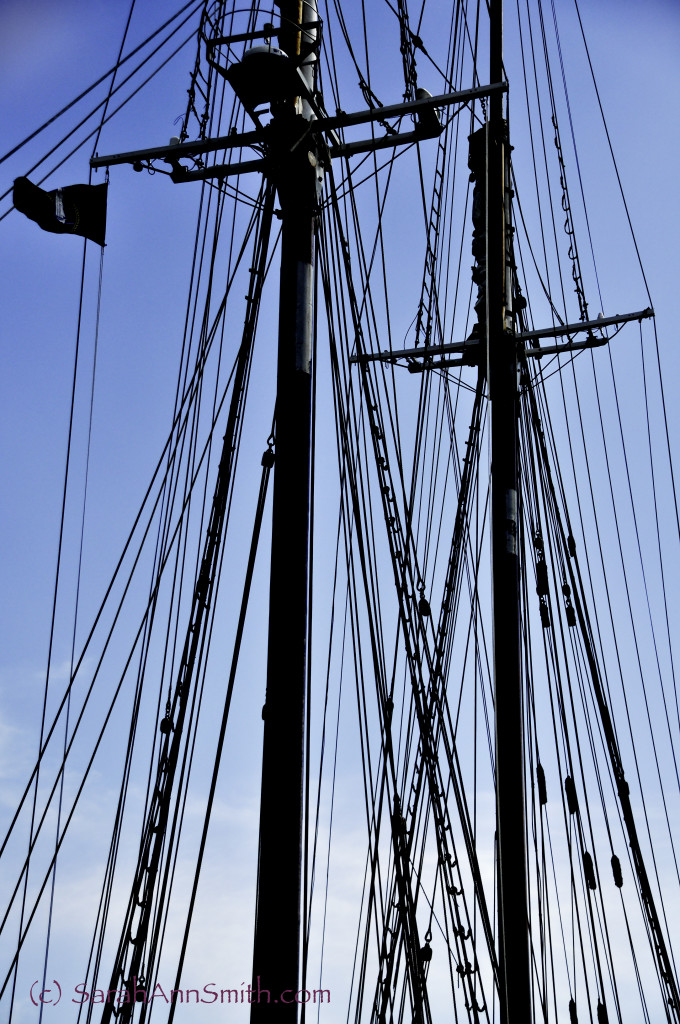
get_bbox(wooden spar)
[249,2,321,1019]
[487,0,533,1020]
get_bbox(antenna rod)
[250,2,322,1020]
[487,0,533,1020]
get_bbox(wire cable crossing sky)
[0,1,679,1022]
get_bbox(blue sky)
[1,1,679,1021]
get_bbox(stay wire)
[346,301,493,1007]
[167,451,274,1023]
[529,402,622,1013]
[2,234,253,913]
[0,331,251,1002]
[0,13,200,220]
[147,86,244,759]
[37,245,108,1024]
[82,175,251,1008]
[7,47,121,990]
[99,178,273,1016]
[525,367,680,1014]
[7,239,86,1023]
[574,0,680,550]
[602,336,680,790]
[307,389,351,1016]
[322,207,393,1016]
[0,195,263,870]
[538,0,595,317]
[518,396,596,1011]
[516,0,567,323]
[301,206,321,1018]
[34,4,138,1011]
[129,167,257,1024]
[79,196,222,1007]
[0,0,203,167]
[322,214,430,1020]
[637,319,680,741]
[586,340,680,884]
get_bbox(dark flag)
[13,177,107,246]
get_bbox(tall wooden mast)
[250,2,321,1018]
[487,0,533,1020]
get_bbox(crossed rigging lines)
[2,1,679,1023]
[322,174,496,1020]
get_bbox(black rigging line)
[573,0,680,552]
[547,0,601,305]
[32,8,138,1015]
[522,209,675,1007]
[8,26,135,986]
[321,205,434,1022]
[602,336,680,792]
[8,228,97,1024]
[637,320,680,745]
[36,255,106,1024]
[523,375,680,1020]
[75,164,245,1002]
[0,197,263,875]
[167,438,274,1023]
[308,522,347,1020]
[0,324,256,1003]
[337,92,501,1024]
[0,12,201,219]
[535,0,592,321]
[0,201,265,948]
[326,156,498,1018]
[127,167,244,1024]
[98,181,274,1024]
[0,0,203,167]
[520,395,616,1018]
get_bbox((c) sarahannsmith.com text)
[30,977,330,1007]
